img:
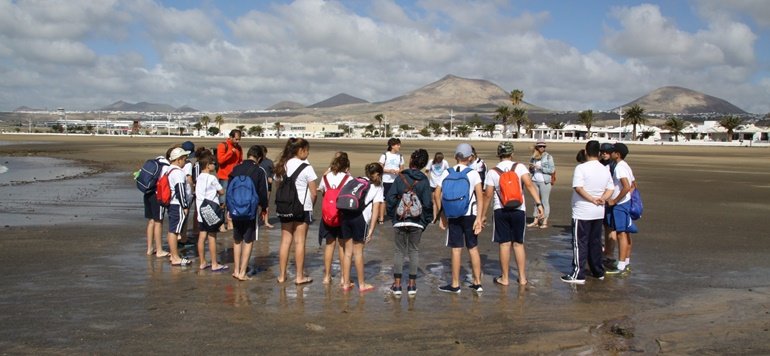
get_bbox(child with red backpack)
[318,152,351,285]
[337,162,384,293]
[479,142,543,286]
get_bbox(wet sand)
[0,134,769,354]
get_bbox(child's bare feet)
[358,283,374,293]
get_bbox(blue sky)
[1,0,769,113]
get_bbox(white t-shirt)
[318,171,349,192]
[437,164,482,216]
[571,160,614,220]
[195,172,222,222]
[379,151,404,184]
[611,160,635,204]
[163,165,190,206]
[285,157,317,211]
[362,182,385,224]
[424,159,449,188]
[484,161,530,211]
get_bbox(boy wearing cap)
[166,147,194,266]
[480,142,543,286]
[605,143,636,275]
[561,140,614,284]
[435,143,485,294]
[599,142,618,265]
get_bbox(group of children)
[140,133,636,296]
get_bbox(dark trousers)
[568,218,605,279]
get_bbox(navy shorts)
[143,192,164,221]
[611,201,633,233]
[198,221,220,234]
[279,211,313,224]
[232,219,256,243]
[446,215,478,249]
[319,221,343,242]
[492,209,526,244]
[167,204,187,234]
[340,212,368,243]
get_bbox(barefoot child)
[274,138,317,285]
[339,162,384,293]
[318,152,350,285]
[195,154,228,271]
[166,147,193,266]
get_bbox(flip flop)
[359,284,375,293]
[295,277,313,285]
[211,265,230,272]
[199,264,211,270]
[171,258,191,266]
[493,276,508,286]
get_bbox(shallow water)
[0,156,94,185]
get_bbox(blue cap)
[181,141,195,157]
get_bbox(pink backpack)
[321,174,349,227]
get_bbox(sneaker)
[560,275,586,284]
[438,284,461,294]
[469,284,483,294]
[407,285,417,296]
[390,284,402,296]
[602,257,617,268]
[605,266,628,275]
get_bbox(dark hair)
[329,151,350,174]
[433,152,444,165]
[247,145,265,162]
[274,138,309,177]
[229,129,242,138]
[386,137,401,152]
[259,145,268,154]
[410,149,429,169]
[365,162,383,186]
[194,146,209,159]
[576,149,587,163]
[198,154,214,168]
[585,140,600,158]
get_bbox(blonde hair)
[531,146,543,160]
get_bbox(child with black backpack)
[435,143,485,294]
[227,145,269,281]
[338,162,384,293]
[385,149,433,296]
[274,138,317,285]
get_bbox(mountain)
[376,74,546,112]
[307,93,368,108]
[100,101,176,112]
[14,106,45,112]
[266,101,305,110]
[614,86,747,114]
[175,105,199,113]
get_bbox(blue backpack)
[226,166,259,220]
[441,167,473,219]
[136,158,167,194]
[629,188,643,220]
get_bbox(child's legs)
[238,241,253,276]
[323,238,337,282]
[278,221,297,281]
[405,227,422,278]
[512,242,527,283]
[618,231,630,262]
[292,222,309,281]
[233,240,243,274]
[498,241,511,282]
[340,238,353,287]
[208,233,220,266]
[393,228,408,279]
[468,246,482,284]
[146,219,154,253]
[152,220,164,254]
[603,226,617,258]
[352,241,367,286]
[450,247,463,287]
[197,230,208,265]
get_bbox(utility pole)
[450,109,454,138]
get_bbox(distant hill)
[377,74,547,112]
[267,101,305,110]
[14,106,45,112]
[307,93,368,108]
[614,86,747,114]
[100,101,177,112]
[175,105,199,113]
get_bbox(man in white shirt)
[561,141,614,284]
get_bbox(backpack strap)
[289,162,310,206]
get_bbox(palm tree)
[509,89,524,107]
[248,125,264,137]
[419,127,431,137]
[443,122,452,137]
[622,104,648,141]
[548,121,565,130]
[273,121,282,138]
[525,121,537,138]
[578,110,594,138]
[428,121,443,136]
[199,116,210,134]
[455,125,471,137]
[214,115,225,132]
[374,114,385,138]
[192,122,202,134]
[494,105,511,137]
[718,115,743,142]
[468,114,483,129]
[511,107,528,138]
[484,123,496,137]
[364,124,376,137]
[663,117,686,142]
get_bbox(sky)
[1,0,769,114]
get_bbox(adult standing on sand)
[217,129,243,230]
[379,138,403,224]
[561,140,614,284]
[527,140,555,228]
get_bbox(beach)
[0,134,768,354]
